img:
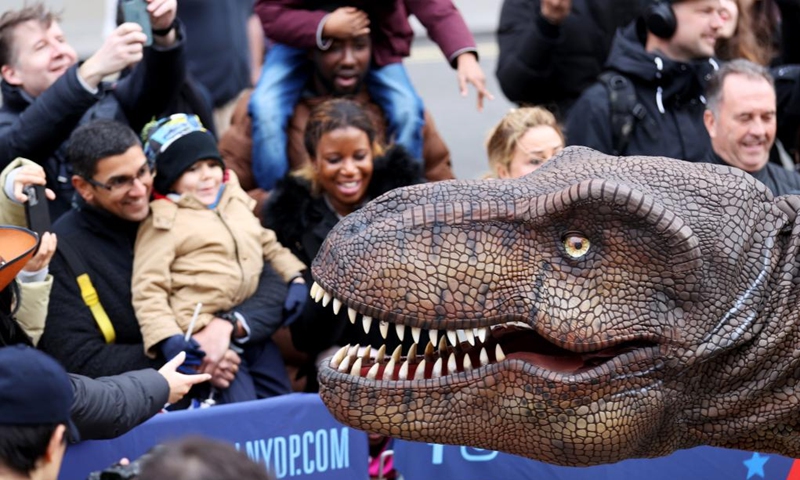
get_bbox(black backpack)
[598,72,659,155]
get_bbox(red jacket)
[255,0,477,67]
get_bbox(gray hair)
[705,59,774,116]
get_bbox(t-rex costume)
[310,147,800,466]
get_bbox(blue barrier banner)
[60,393,368,480]
[393,441,798,479]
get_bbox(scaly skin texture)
[312,147,800,466]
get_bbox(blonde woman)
[486,106,565,179]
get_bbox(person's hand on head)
[160,335,206,373]
[541,0,573,25]
[456,53,494,111]
[322,7,370,39]
[158,351,212,404]
[11,165,55,203]
[78,23,147,88]
[22,232,56,273]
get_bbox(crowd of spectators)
[4,0,800,478]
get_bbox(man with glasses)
[39,120,289,396]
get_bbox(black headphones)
[645,0,677,39]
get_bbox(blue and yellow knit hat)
[141,114,224,194]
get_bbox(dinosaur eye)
[563,233,590,259]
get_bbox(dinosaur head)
[312,147,791,465]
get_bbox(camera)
[86,445,163,480]
[86,461,142,480]
[23,184,50,237]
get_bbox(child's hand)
[322,7,370,40]
[456,52,494,112]
[158,352,212,404]
[160,335,206,374]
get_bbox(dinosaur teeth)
[414,359,426,380]
[378,320,388,339]
[338,354,352,373]
[447,353,457,373]
[432,357,443,377]
[375,344,386,363]
[398,360,409,380]
[411,326,421,344]
[316,291,516,381]
[495,344,506,362]
[366,362,380,380]
[447,330,458,346]
[330,345,348,369]
[349,357,362,376]
[463,328,475,346]
[407,343,417,363]
[476,328,487,344]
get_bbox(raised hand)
[541,0,573,25]
[78,23,147,88]
[456,53,494,112]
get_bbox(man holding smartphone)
[0,0,184,219]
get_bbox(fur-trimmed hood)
[263,145,424,261]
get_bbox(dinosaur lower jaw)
[312,282,660,381]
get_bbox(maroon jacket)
[255,0,477,67]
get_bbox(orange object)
[0,226,39,291]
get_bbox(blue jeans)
[249,45,425,191]
[249,44,308,191]
[365,63,424,161]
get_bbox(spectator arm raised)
[495,0,563,105]
[112,20,187,136]
[0,66,99,169]
[254,0,327,49]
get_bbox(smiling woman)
[263,98,427,393]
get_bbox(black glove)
[282,281,309,326]
[160,335,206,374]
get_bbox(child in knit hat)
[132,114,307,403]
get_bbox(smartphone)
[120,0,153,47]
[24,185,51,237]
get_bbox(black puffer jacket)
[0,26,186,219]
[264,147,428,386]
[565,21,718,162]
[1,284,168,442]
[495,0,641,119]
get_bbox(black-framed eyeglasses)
[85,162,154,193]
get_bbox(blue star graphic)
[742,452,769,479]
